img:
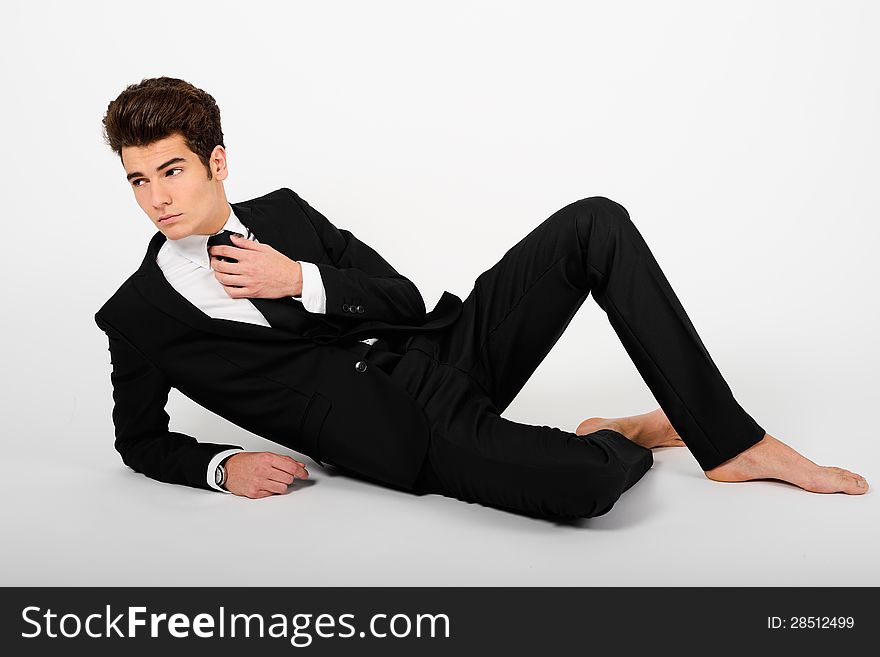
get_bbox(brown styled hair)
[102,76,225,180]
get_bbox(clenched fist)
[224,452,309,498]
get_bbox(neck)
[202,202,232,236]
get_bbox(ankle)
[705,434,769,474]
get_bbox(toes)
[835,468,868,485]
[828,467,868,485]
[837,471,868,493]
[850,478,868,493]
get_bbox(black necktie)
[206,229,244,263]
[206,229,310,336]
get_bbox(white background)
[1,0,877,585]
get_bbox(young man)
[96,77,867,519]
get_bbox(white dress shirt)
[155,202,377,492]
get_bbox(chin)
[158,223,189,239]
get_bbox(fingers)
[214,275,250,297]
[209,255,239,272]
[260,479,290,495]
[235,453,310,499]
[257,469,303,497]
[229,233,261,248]
[210,251,258,272]
[246,478,297,498]
[211,266,260,299]
[224,286,254,299]
[262,454,309,491]
[209,237,268,267]
[208,244,246,261]
[210,258,245,282]
[209,236,258,256]
[270,454,308,471]
[210,267,251,297]
[270,455,309,482]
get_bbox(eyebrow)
[126,157,188,182]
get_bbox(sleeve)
[207,448,245,493]
[283,187,427,324]
[291,260,327,314]
[95,314,245,492]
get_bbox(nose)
[149,182,172,214]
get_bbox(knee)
[543,195,630,237]
[541,491,620,520]
[574,195,627,212]
[549,196,632,254]
[551,447,652,519]
[541,469,631,519]
[569,196,632,230]
[545,196,634,282]
[566,478,628,518]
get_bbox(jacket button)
[355,360,368,373]
[342,303,350,312]
[356,305,365,313]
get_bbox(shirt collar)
[166,203,250,270]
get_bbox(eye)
[131,168,183,187]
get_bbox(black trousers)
[373,196,766,519]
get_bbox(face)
[122,132,230,239]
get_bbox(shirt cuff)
[207,448,245,493]
[292,261,327,314]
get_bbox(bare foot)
[576,408,685,449]
[705,433,869,495]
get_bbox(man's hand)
[224,452,310,498]
[208,234,303,298]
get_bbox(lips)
[159,213,181,222]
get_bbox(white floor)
[4,306,876,587]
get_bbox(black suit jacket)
[94,187,462,492]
